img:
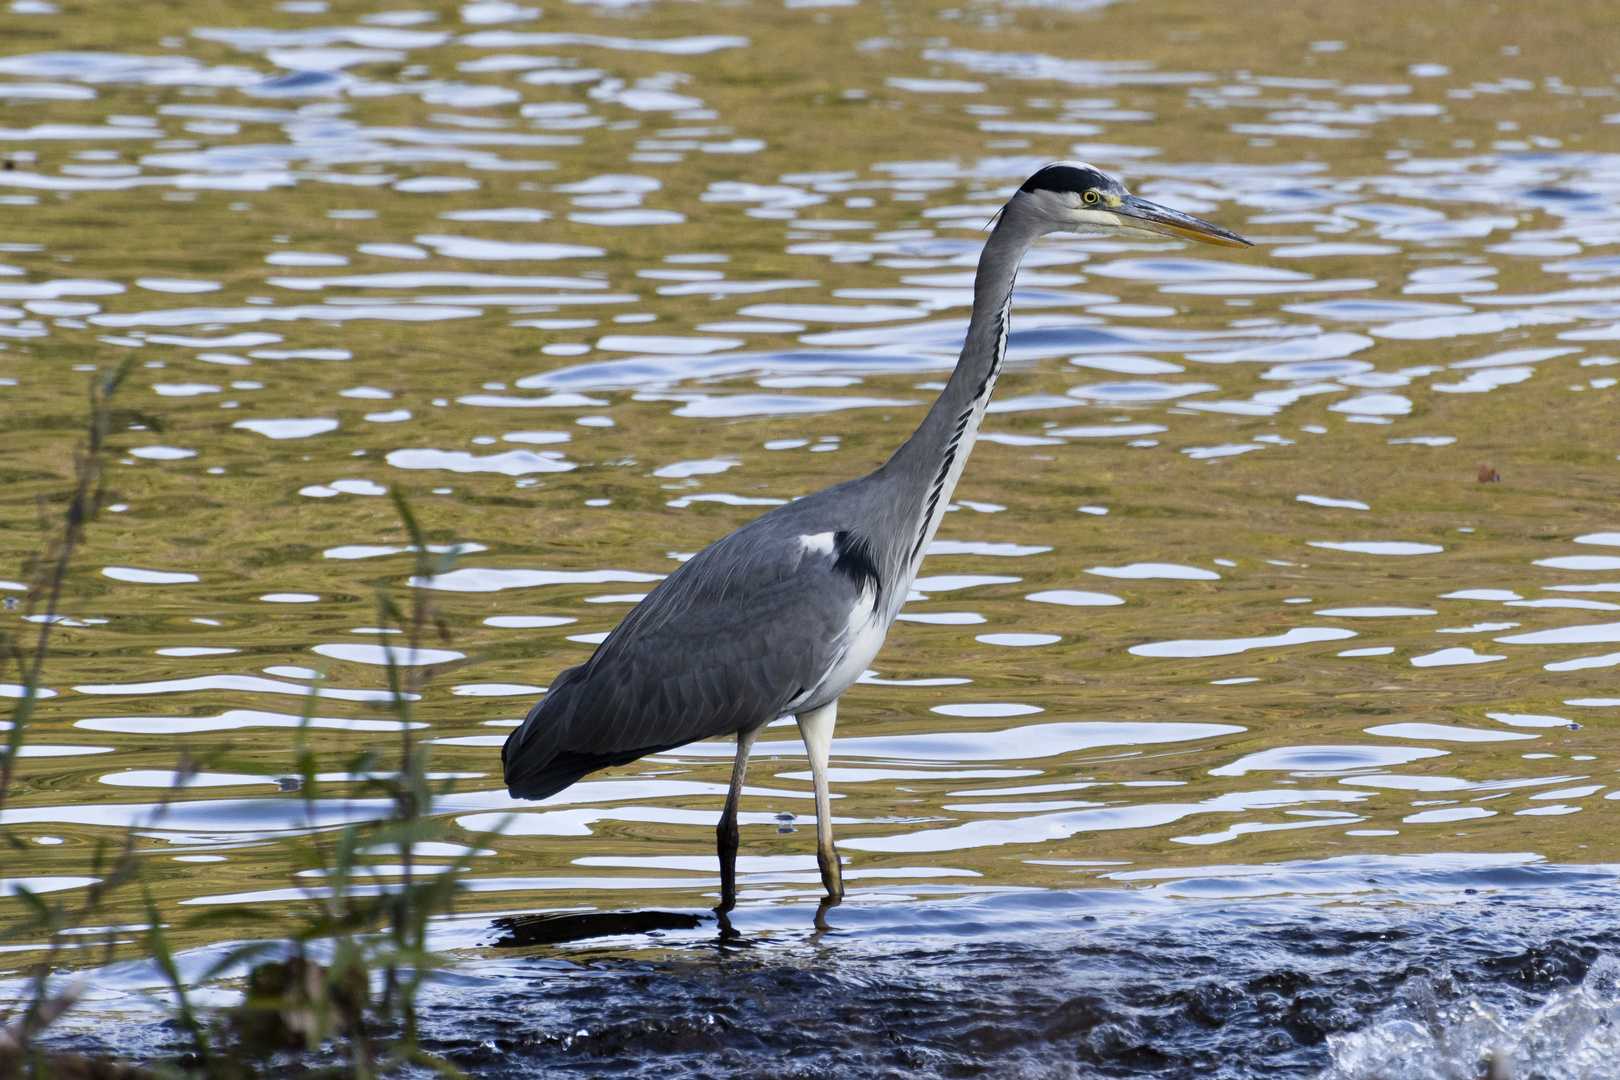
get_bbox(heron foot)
[813,894,841,931]
[714,906,743,943]
[817,841,843,902]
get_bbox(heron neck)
[882,211,1039,567]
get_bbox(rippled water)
[3,0,1620,1071]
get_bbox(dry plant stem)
[1,358,135,814]
[143,892,212,1067]
[0,360,145,1068]
[3,455,486,1078]
[373,486,461,1037]
[192,486,482,1076]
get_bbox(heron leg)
[796,699,843,902]
[716,724,760,914]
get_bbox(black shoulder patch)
[832,530,881,597]
[1020,162,1110,195]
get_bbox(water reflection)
[4,0,1620,1000]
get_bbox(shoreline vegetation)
[1,362,494,1080]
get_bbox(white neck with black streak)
[881,206,1042,578]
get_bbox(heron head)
[1013,161,1252,248]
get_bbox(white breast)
[807,586,887,706]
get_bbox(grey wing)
[501,513,875,800]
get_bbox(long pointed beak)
[1114,194,1252,248]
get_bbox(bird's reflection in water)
[489,909,708,949]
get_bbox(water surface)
[2,0,1619,1072]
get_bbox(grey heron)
[502,161,1250,910]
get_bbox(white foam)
[599,334,740,355]
[1328,393,1411,416]
[1131,627,1355,658]
[652,457,738,478]
[1046,423,1167,438]
[232,418,339,439]
[1402,806,1495,823]
[1182,443,1267,459]
[1070,380,1219,402]
[672,395,917,418]
[739,303,923,323]
[73,709,417,735]
[385,448,575,475]
[101,566,199,584]
[128,446,196,460]
[1026,590,1124,607]
[482,615,576,628]
[1487,712,1577,728]
[1536,555,1620,571]
[414,233,604,260]
[1545,651,1620,672]
[1085,563,1220,580]
[412,568,663,593]
[503,431,570,444]
[1365,722,1535,743]
[976,633,1061,647]
[895,612,985,625]
[927,541,1051,557]
[1410,647,1506,667]
[72,675,414,703]
[311,643,464,666]
[912,575,1020,592]
[931,703,1043,718]
[1510,598,1620,611]
[666,493,786,508]
[457,394,608,408]
[1298,494,1370,509]
[1497,621,1620,645]
[1309,541,1444,556]
[323,543,485,560]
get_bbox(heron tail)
[501,666,686,801]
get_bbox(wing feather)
[502,516,869,800]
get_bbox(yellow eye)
[1083,190,1100,204]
